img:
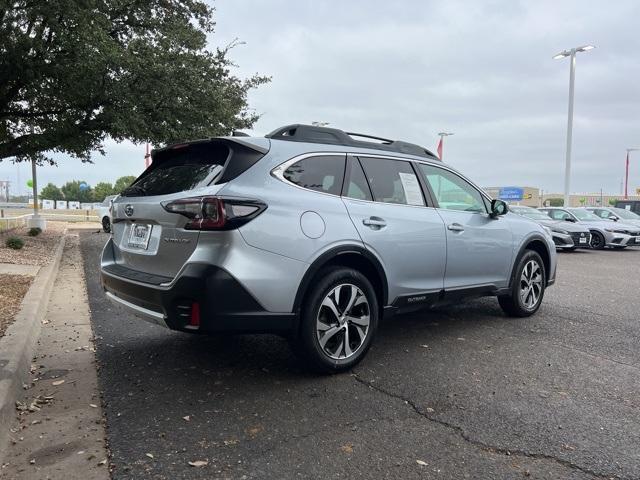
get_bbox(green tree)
[40,182,64,201]
[548,198,564,207]
[93,182,115,202]
[113,176,137,194]
[0,1,269,165]
[609,198,618,206]
[61,180,94,203]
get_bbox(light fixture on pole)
[553,44,595,207]
[437,132,454,160]
[625,148,639,199]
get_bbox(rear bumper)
[101,262,296,334]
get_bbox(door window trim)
[271,151,489,210]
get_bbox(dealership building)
[483,186,640,208]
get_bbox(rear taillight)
[161,196,266,231]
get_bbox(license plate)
[579,237,587,244]
[128,223,153,249]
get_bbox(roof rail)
[265,124,439,159]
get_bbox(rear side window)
[122,141,263,196]
[343,158,373,201]
[283,155,345,195]
[358,157,425,206]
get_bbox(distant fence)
[0,212,99,233]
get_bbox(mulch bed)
[0,274,32,338]
[0,221,66,266]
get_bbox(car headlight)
[604,228,625,234]
[552,228,569,235]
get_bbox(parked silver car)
[539,207,640,249]
[586,206,640,228]
[509,206,591,250]
[97,195,117,233]
[100,124,557,371]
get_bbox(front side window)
[283,155,345,195]
[358,157,425,206]
[417,164,486,213]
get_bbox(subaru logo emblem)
[124,204,134,217]
[580,232,585,237]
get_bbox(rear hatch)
[109,138,268,279]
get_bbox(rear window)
[121,141,263,196]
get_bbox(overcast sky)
[2,0,639,197]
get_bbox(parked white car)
[97,195,117,232]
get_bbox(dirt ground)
[0,222,67,265]
[0,274,32,338]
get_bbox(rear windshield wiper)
[121,184,147,197]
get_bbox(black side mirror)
[564,217,576,222]
[610,215,619,221]
[490,199,508,217]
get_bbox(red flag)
[436,137,443,160]
[144,143,152,169]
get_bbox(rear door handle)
[447,223,465,232]
[363,217,387,228]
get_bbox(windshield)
[511,207,549,220]
[521,210,549,220]
[569,209,600,221]
[612,207,640,220]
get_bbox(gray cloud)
[2,0,639,196]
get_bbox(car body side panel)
[342,197,447,299]
[220,156,365,264]
[437,210,514,289]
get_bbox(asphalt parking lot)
[81,232,640,480]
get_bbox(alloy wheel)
[316,283,370,360]
[590,232,603,249]
[519,259,543,310]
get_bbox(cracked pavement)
[80,232,639,479]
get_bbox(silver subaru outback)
[101,124,557,372]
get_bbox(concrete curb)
[0,232,67,463]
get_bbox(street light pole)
[553,45,595,207]
[625,148,640,199]
[563,49,576,208]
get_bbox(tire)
[102,216,111,233]
[293,266,379,373]
[498,250,546,317]
[590,231,605,250]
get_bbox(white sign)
[398,172,425,206]
[68,201,80,209]
[81,203,93,210]
[42,199,54,210]
[56,200,68,210]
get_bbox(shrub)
[548,198,564,207]
[27,227,42,236]
[5,237,24,249]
